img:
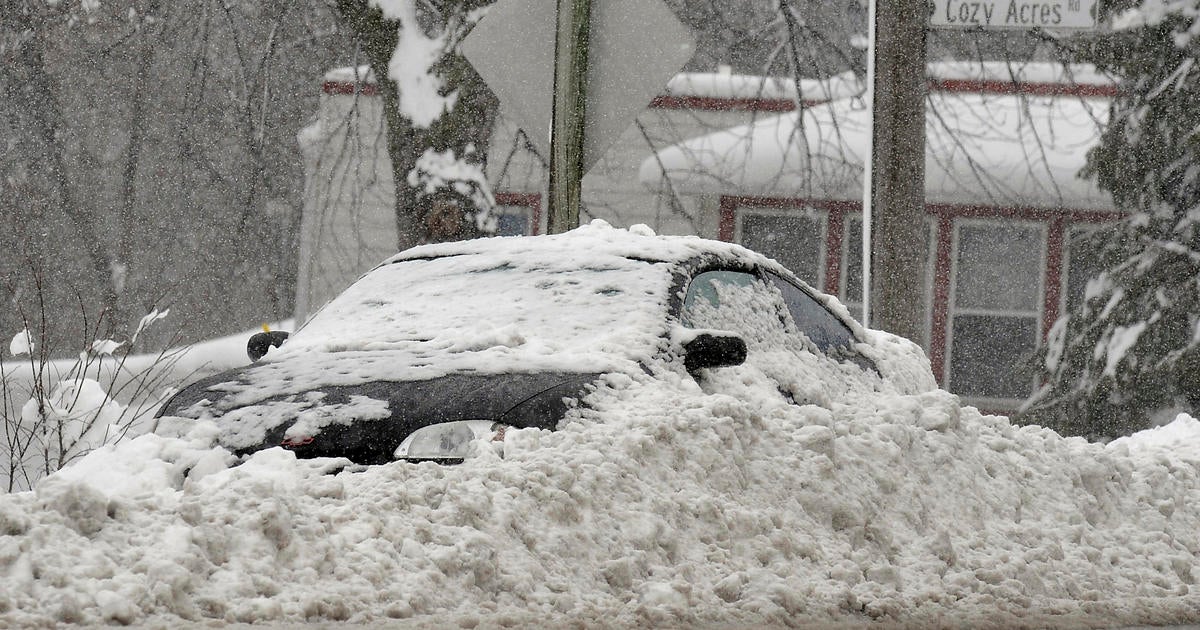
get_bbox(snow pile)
[8,329,34,357]
[3,370,1200,626]
[2,225,1197,626]
[2,319,285,492]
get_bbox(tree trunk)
[335,0,499,250]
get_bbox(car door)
[679,268,880,407]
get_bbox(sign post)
[462,0,694,234]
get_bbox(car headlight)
[393,420,501,460]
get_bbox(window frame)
[676,261,871,370]
[945,217,1047,405]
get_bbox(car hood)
[156,352,601,463]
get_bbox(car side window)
[681,270,790,346]
[766,272,856,354]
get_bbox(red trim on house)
[650,95,821,112]
[720,196,862,215]
[823,210,844,296]
[929,215,955,387]
[321,78,1115,108]
[928,78,1118,98]
[925,203,1121,223]
[718,196,738,241]
[322,81,379,96]
[494,192,542,235]
[1043,218,1065,339]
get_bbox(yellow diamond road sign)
[461,0,695,172]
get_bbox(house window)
[1064,225,1109,313]
[948,221,1044,400]
[840,215,934,347]
[491,205,530,236]
[492,193,541,236]
[735,208,826,289]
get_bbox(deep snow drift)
[2,224,1199,628]
[2,369,1200,627]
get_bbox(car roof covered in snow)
[384,219,770,267]
[373,219,869,351]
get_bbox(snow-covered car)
[155,220,934,463]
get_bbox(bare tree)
[0,0,356,352]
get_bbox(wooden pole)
[547,0,591,234]
[869,0,927,343]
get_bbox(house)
[296,61,1119,412]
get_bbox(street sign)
[461,0,695,172]
[930,0,1097,29]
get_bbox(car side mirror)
[683,332,747,373]
[247,330,290,362]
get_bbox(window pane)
[949,314,1037,399]
[682,271,790,348]
[955,224,1041,312]
[739,212,823,287]
[1066,228,1106,312]
[682,270,757,327]
[495,209,531,236]
[767,273,855,354]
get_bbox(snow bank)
[2,321,287,492]
[3,373,1200,627]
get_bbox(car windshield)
[286,251,676,368]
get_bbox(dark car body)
[155,222,920,463]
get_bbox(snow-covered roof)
[323,65,375,84]
[639,89,1115,210]
[663,70,863,103]
[926,60,1117,89]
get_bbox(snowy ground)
[3,365,1200,627]
[1,321,287,493]
[4,224,1200,627]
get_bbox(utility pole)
[547,0,592,234]
[867,0,928,343]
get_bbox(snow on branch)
[369,0,458,128]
